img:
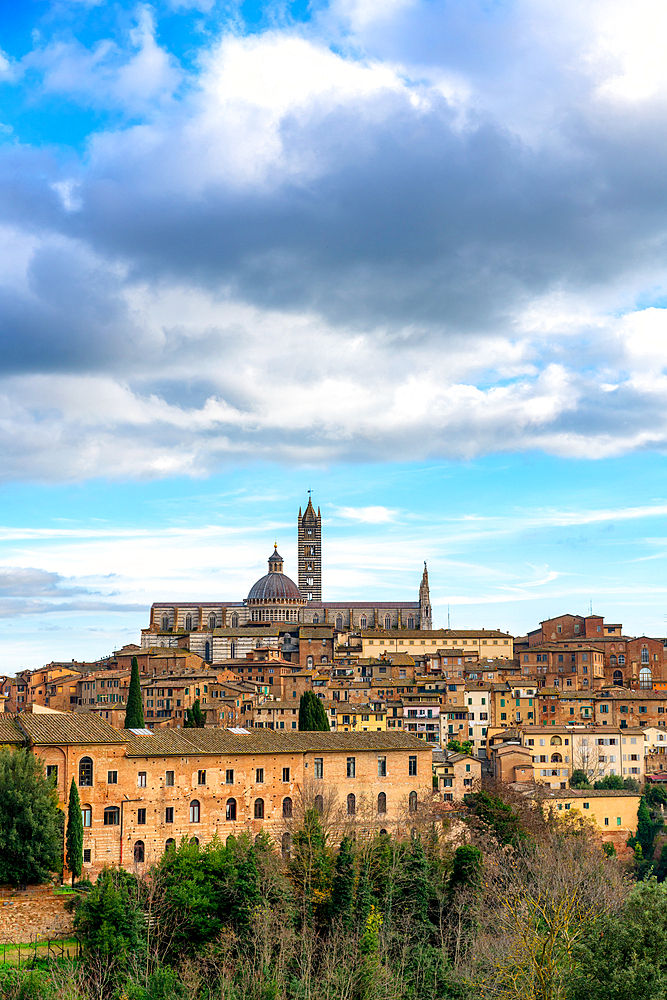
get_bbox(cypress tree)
[185,699,205,728]
[124,656,144,729]
[299,691,330,731]
[66,777,83,886]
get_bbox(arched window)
[185,614,192,631]
[190,800,200,823]
[640,667,653,689]
[377,792,386,814]
[407,617,415,629]
[190,837,199,846]
[231,613,239,628]
[347,793,356,816]
[336,617,343,632]
[226,798,237,821]
[551,753,562,763]
[254,799,264,819]
[283,797,293,818]
[408,791,418,813]
[134,840,145,863]
[384,615,391,630]
[313,615,319,624]
[307,656,314,668]
[550,736,562,745]
[81,804,92,827]
[613,669,623,685]
[230,642,236,659]
[209,613,216,630]
[281,832,291,859]
[165,838,175,851]
[205,641,211,663]
[79,757,93,787]
[618,655,625,665]
[360,616,367,629]
[104,806,120,826]
[379,828,388,836]
[642,647,650,664]
[162,615,169,631]
[610,654,617,666]
[314,795,323,814]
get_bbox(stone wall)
[0,886,74,943]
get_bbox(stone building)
[142,496,432,659]
[0,713,431,878]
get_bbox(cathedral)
[142,497,432,661]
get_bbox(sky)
[1,0,667,670]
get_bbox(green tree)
[123,655,144,729]
[570,769,591,789]
[75,869,142,962]
[570,879,667,1000]
[630,796,664,863]
[298,690,330,731]
[447,739,474,755]
[0,747,62,886]
[329,836,355,928]
[646,785,667,809]
[448,844,483,893]
[65,778,83,886]
[468,789,526,846]
[593,774,625,790]
[184,699,205,728]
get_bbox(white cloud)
[335,506,398,523]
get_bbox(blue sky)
[1,0,667,669]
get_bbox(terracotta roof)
[16,712,128,745]
[0,717,23,743]
[125,728,427,757]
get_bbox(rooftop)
[125,728,427,758]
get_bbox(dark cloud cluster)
[0,2,666,477]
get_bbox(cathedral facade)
[141,497,432,661]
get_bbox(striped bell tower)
[298,495,322,601]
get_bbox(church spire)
[419,561,432,630]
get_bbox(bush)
[0,748,62,886]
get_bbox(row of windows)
[82,791,418,827]
[78,757,418,787]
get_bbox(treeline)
[5,794,667,1000]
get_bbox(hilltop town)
[0,497,664,875]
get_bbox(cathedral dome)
[247,545,305,605]
[247,572,303,603]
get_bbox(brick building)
[0,714,431,877]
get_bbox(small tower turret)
[419,561,432,630]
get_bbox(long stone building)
[0,713,432,877]
[142,496,432,662]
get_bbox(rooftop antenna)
[447,604,450,629]
[589,598,593,615]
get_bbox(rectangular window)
[138,771,147,787]
[81,806,91,827]
[137,808,146,825]
[256,768,264,783]
[378,756,387,777]
[165,770,175,786]
[314,757,323,779]
[198,770,206,785]
[226,769,234,784]
[165,807,174,823]
[283,767,291,782]
[347,757,356,778]
[46,764,58,782]
[604,817,609,826]
[83,849,91,864]
[583,802,589,809]
[617,817,622,826]
[107,771,118,784]
[408,755,417,777]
